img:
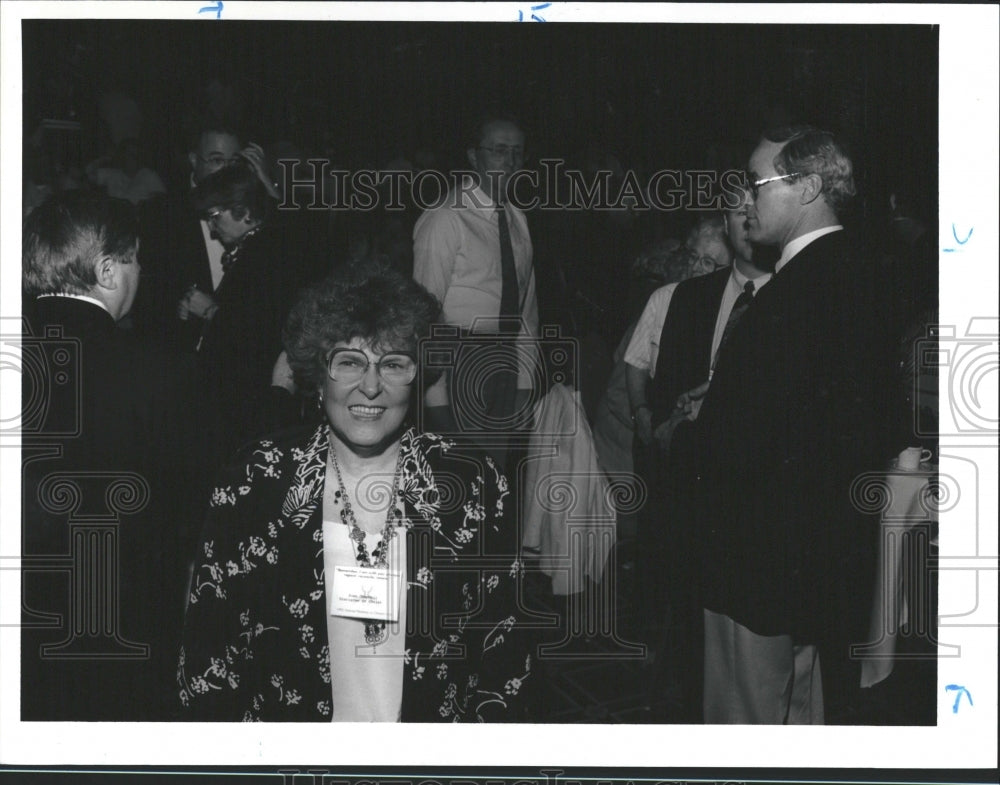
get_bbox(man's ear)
[799,173,824,205]
[466,147,478,169]
[188,151,198,173]
[94,257,118,291]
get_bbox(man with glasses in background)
[135,118,278,352]
[413,114,539,468]
[686,126,897,723]
[187,163,301,461]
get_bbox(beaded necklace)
[328,442,404,648]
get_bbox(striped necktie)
[712,279,755,372]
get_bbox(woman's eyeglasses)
[326,349,417,386]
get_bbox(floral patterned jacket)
[177,425,531,721]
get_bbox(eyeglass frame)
[478,144,526,163]
[746,172,803,199]
[325,347,418,386]
[195,153,241,168]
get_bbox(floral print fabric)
[178,425,531,721]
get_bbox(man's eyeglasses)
[196,154,240,168]
[203,208,226,224]
[326,348,417,386]
[478,145,525,163]
[746,172,802,199]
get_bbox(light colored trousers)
[703,609,824,724]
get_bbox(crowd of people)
[20,95,937,724]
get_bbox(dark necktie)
[221,248,237,274]
[712,279,756,371]
[497,205,520,333]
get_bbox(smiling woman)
[178,262,533,721]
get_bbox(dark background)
[23,20,938,224]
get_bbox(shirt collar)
[36,293,111,315]
[460,177,502,214]
[775,225,843,273]
[730,265,773,292]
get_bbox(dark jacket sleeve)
[176,448,270,721]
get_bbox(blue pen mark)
[945,684,972,713]
[519,3,552,21]
[942,222,973,252]
[952,224,973,244]
[199,1,223,19]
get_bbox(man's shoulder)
[413,197,465,235]
[782,229,870,287]
[670,266,731,303]
[644,281,681,312]
[679,266,731,290]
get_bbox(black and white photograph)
[1,1,996,778]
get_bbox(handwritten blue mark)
[943,223,973,252]
[952,224,973,244]
[519,3,552,21]
[199,1,223,19]
[945,684,972,713]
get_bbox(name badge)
[330,565,401,622]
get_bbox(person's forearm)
[625,362,650,415]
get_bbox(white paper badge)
[329,565,401,622]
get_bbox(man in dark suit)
[134,121,279,351]
[687,126,895,723]
[624,207,772,721]
[187,163,303,458]
[21,192,206,720]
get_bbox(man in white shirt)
[413,116,538,465]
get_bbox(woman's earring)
[317,391,323,409]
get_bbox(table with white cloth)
[855,459,938,688]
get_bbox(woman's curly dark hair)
[283,258,442,393]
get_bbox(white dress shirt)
[413,179,538,388]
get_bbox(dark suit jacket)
[195,223,303,460]
[21,297,209,720]
[135,191,215,352]
[690,231,896,647]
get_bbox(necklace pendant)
[364,620,388,647]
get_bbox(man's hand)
[239,142,281,199]
[653,410,688,453]
[676,379,710,422]
[178,286,218,321]
[653,380,711,452]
